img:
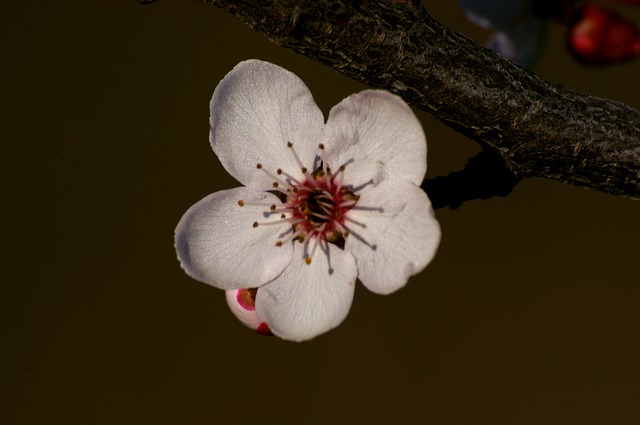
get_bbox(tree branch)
[202,0,640,199]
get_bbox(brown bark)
[202,0,640,200]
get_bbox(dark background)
[3,1,640,424]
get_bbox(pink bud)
[567,4,640,65]
[225,288,272,336]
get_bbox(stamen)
[334,164,346,192]
[276,228,305,247]
[304,225,326,265]
[250,141,360,263]
[310,211,331,220]
[286,142,305,170]
[268,206,294,214]
[317,143,334,188]
[318,143,327,173]
[324,173,332,190]
[278,169,301,186]
[295,186,313,195]
[271,186,294,197]
[317,191,335,202]
[287,142,315,183]
[256,163,294,190]
[252,217,293,228]
[239,200,280,208]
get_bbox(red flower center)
[238,142,359,264]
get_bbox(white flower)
[459,0,548,67]
[174,60,441,342]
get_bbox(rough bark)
[201,0,640,199]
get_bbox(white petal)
[255,242,357,342]
[324,90,427,190]
[345,180,440,295]
[210,60,325,190]
[175,187,293,290]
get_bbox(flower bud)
[567,4,640,65]
[225,288,272,336]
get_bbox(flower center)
[289,167,357,242]
[238,142,359,264]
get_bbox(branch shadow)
[421,149,521,210]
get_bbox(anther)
[318,143,329,175]
[279,169,301,185]
[275,228,305,247]
[255,217,299,228]
[256,164,294,191]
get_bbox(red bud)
[567,4,640,65]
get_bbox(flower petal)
[210,60,325,190]
[344,180,440,295]
[255,242,357,342]
[175,187,293,290]
[324,90,427,190]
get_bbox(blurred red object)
[567,3,640,64]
